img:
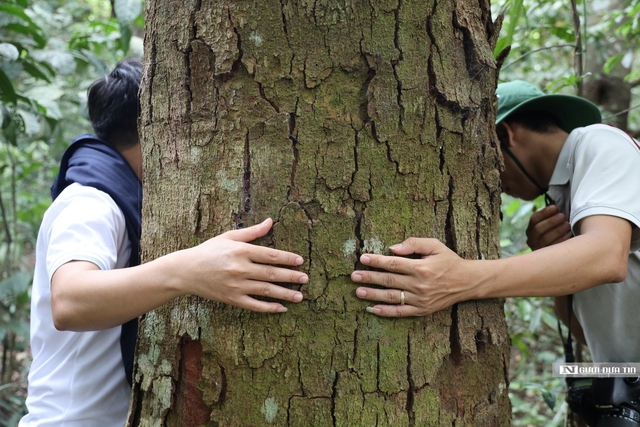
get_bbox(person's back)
[22,183,132,426]
[20,57,144,427]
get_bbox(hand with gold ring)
[351,237,475,317]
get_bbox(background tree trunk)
[127,1,511,425]
[582,0,633,130]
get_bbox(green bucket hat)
[496,80,601,133]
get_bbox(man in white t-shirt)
[20,58,308,427]
[349,80,640,364]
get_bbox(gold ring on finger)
[400,291,405,305]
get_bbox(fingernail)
[261,218,270,225]
[390,243,402,250]
[293,292,303,302]
[295,256,304,265]
[299,275,308,284]
[277,306,288,313]
[352,273,363,282]
[361,255,370,264]
[366,306,381,315]
[356,288,366,298]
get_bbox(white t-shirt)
[547,124,640,362]
[20,183,132,427]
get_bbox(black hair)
[502,110,564,134]
[87,57,143,151]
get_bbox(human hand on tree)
[175,218,307,313]
[350,237,475,317]
[52,218,307,331]
[526,205,571,250]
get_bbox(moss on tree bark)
[127,1,511,425]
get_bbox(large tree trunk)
[127,1,511,425]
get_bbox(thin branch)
[630,78,640,89]
[602,103,640,120]
[502,44,575,70]
[570,0,583,96]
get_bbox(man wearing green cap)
[350,80,640,363]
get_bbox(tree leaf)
[494,0,525,57]
[0,4,39,29]
[114,0,143,26]
[541,388,556,410]
[603,54,624,74]
[119,23,132,55]
[5,23,46,48]
[0,270,33,300]
[0,69,17,104]
[22,59,52,83]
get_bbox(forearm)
[51,253,187,331]
[472,232,627,300]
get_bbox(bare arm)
[52,218,307,331]
[351,215,631,317]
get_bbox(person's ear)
[497,121,517,148]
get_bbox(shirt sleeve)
[46,186,128,280]
[569,125,640,251]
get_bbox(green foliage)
[500,195,571,426]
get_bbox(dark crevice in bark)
[258,81,280,113]
[144,40,157,124]
[438,143,446,173]
[449,304,462,365]
[376,341,381,391]
[352,313,360,371]
[444,175,455,249]
[217,365,228,404]
[425,0,438,101]
[406,332,416,426]
[392,0,405,132]
[288,110,299,199]
[425,3,477,116]
[236,130,251,229]
[453,11,486,80]
[348,129,359,196]
[358,58,376,127]
[330,372,339,427]
[222,7,244,83]
[354,201,365,261]
[475,188,482,259]
[280,0,289,40]
[475,330,486,354]
[300,201,314,281]
[296,353,306,396]
[194,193,202,233]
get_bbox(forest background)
[0,0,638,425]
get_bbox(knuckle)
[225,262,244,277]
[405,237,418,247]
[382,274,396,289]
[266,248,280,262]
[261,284,272,297]
[388,258,400,271]
[266,267,278,282]
[386,289,398,303]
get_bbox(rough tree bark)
[127,1,511,425]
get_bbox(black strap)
[501,142,549,196]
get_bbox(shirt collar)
[548,131,576,186]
